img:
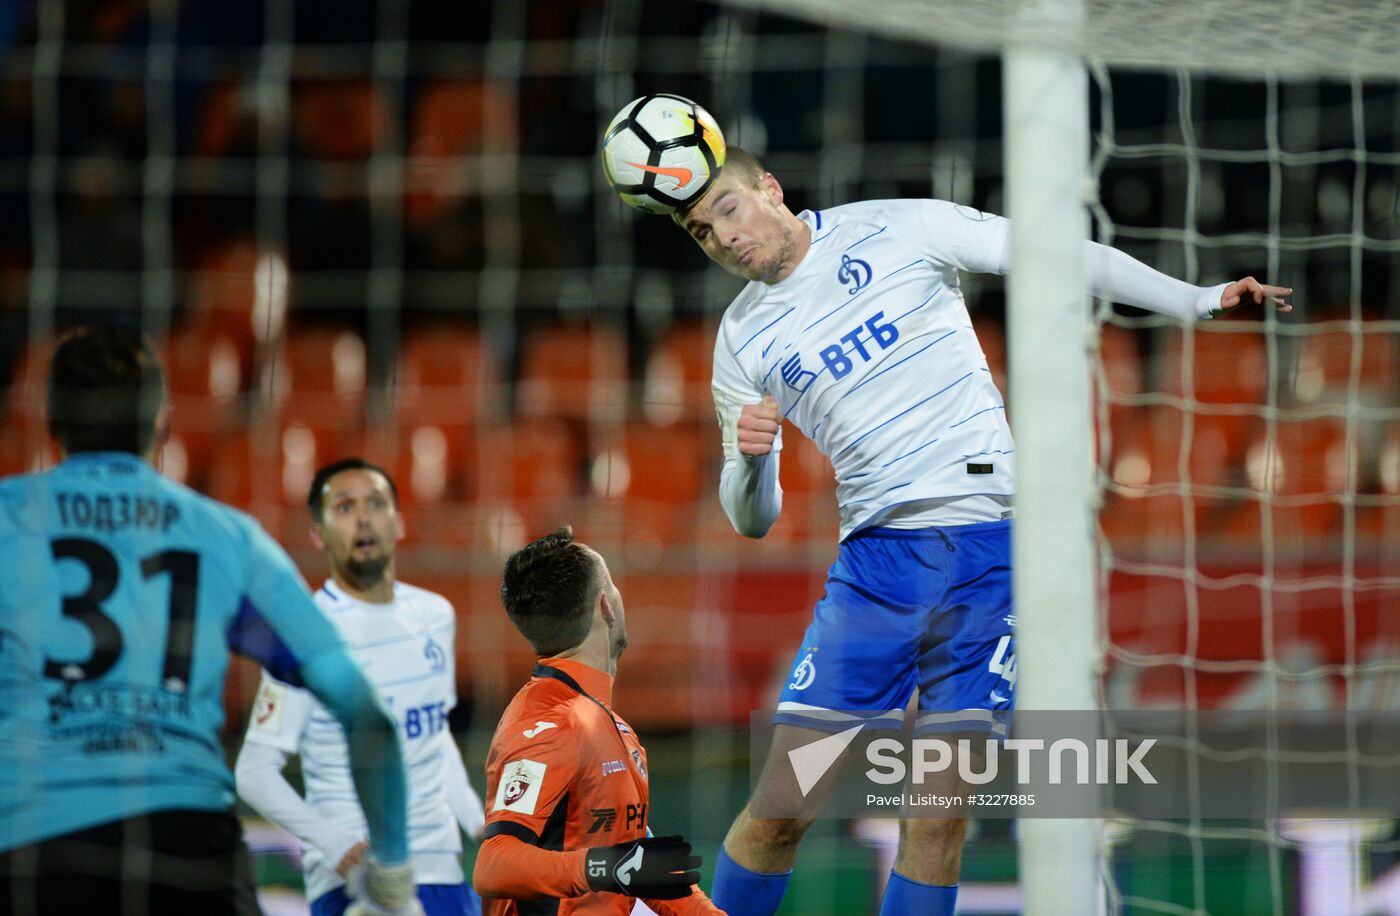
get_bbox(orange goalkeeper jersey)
[474,658,722,916]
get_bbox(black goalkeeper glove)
[583,835,701,899]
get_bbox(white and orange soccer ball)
[600,94,726,215]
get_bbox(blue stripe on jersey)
[882,436,942,468]
[735,307,796,357]
[228,596,303,685]
[842,480,913,506]
[830,372,973,464]
[814,211,822,230]
[889,285,943,322]
[378,670,440,689]
[761,339,776,358]
[950,405,1005,429]
[843,225,887,251]
[844,329,957,399]
[346,623,453,652]
[962,449,1015,459]
[302,750,351,770]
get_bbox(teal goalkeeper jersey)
[0,452,350,850]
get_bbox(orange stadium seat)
[403,80,514,227]
[516,323,628,422]
[589,420,706,547]
[1159,323,1270,407]
[1158,324,1269,473]
[185,240,267,359]
[476,419,585,540]
[272,325,369,441]
[1359,424,1400,542]
[763,428,841,545]
[3,340,60,473]
[1299,324,1395,399]
[971,316,1006,396]
[292,80,390,162]
[1217,415,1351,542]
[396,324,501,427]
[157,324,252,489]
[1099,403,1241,550]
[641,320,716,424]
[608,572,714,730]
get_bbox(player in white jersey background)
[672,147,1290,916]
[236,458,484,916]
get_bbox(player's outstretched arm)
[1082,241,1291,321]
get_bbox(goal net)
[2,0,1398,913]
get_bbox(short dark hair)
[307,457,398,521]
[500,526,599,657]
[674,145,766,220]
[47,326,167,456]
[718,145,765,186]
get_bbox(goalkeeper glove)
[584,835,701,899]
[344,858,425,916]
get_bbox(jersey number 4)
[46,537,199,687]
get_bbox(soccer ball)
[600,94,726,215]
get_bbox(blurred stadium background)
[1,0,1397,912]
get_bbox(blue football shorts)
[774,519,1015,736]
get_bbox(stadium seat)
[763,429,840,545]
[3,340,61,473]
[1099,403,1244,551]
[641,320,715,424]
[403,80,514,227]
[516,323,628,422]
[272,325,370,438]
[1216,415,1350,541]
[184,240,270,359]
[1297,324,1395,402]
[1359,424,1400,543]
[588,420,706,547]
[292,80,389,162]
[1159,323,1270,407]
[607,572,721,730]
[396,324,501,427]
[973,316,1007,396]
[476,419,585,539]
[156,323,253,489]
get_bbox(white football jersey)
[712,199,1015,540]
[244,580,466,901]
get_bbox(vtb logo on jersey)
[780,354,817,392]
[838,254,872,294]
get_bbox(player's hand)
[337,839,369,877]
[584,835,702,899]
[1216,277,1292,316]
[344,858,425,916]
[737,396,780,457]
